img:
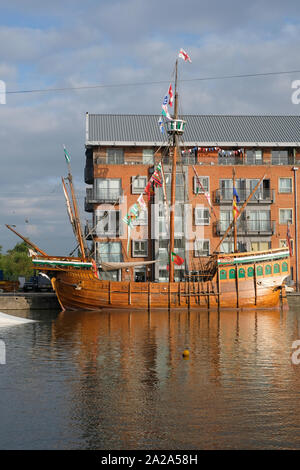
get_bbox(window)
[158,239,169,263]
[194,239,210,257]
[220,210,233,232]
[248,210,271,231]
[193,176,209,194]
[159,269,169,282]
[271,150,293,165]
[94,178,121,201]
[194,207,210,225]
[95,210,122,237]
[279,209,293,225]
[107,148,124,164]
[160,173,185,201]
[251,241,271,251]
[134,267,146,282]
[249,179,263,200]
[158,203,184,236]
[246,149,262,165]
[280,239,293,255]
[279,178,292,193]
[132,240,148,257]
[143,149,154,164]
[221,241,233,254]
[221,240,246,253]
[132,176,147,194]
[219,179,233,200]
[174,269,185,282]
[158,239,184,264]
[249,178,271,200]
[97,242,122,263]
[133,209,148,226]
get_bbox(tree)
[0,242,34,280]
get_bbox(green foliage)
[0,242,34,280]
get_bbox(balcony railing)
[85,188,123,204]
[215,220,275,236]
[214,188,274,204]
[94,225,123,238]
[93,154,297,167]
[218,157,244,165]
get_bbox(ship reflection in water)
[0,301,300,449]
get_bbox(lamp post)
[292,167,299,291]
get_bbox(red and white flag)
[178,48,192,63]
[168,84,173,107]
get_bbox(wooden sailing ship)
[6,54,290,311]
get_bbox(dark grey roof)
[86,113,300,147]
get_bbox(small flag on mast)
[168,84,173,107]
[171,252,184,266]
[178,48,192,63]
[232,183,240,219]
[63,145,71,164]
[158,116,164,133]
[233,187,240,203]
[162,106,172,120]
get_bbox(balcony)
[218,156,244,165]
[85,187,123,206]
[214,188,274,204]
[215,219,275,236]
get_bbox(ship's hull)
[29,248,289,311]
[50,269,288,312]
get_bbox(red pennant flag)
[144,181,153,200]
[168,84,173,107]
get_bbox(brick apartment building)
[84,113,300,286]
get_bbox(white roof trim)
[86,140,299,147]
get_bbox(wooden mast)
[233,167,238,252]
[61,177,77,238]
[169,59,179,283]
[65,160,87,262]
[6,224,49,257]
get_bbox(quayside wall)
[0,293,60,310]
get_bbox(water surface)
[0,301,300,450]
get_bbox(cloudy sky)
[1,0,300,255]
